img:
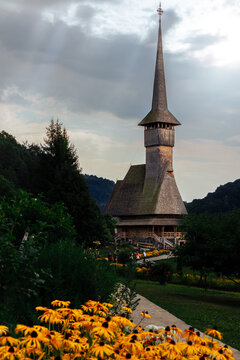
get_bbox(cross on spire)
[157,2,164,16]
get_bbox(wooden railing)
[162,232,183,238]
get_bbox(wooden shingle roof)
[104,164,187,216]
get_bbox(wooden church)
[104,5,187,248]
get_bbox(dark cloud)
[185,33,225,51]
[0,1,240,148]
[0,7,153,118]
[162,9,181,33]
[164,53,240,142]
[3,0,73,9]
[0,90,32,106]
[4,0,121,12]
[75,4,96,22]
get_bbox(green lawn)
[135,279,240,350]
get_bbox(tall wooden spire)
[139,3,180,126]
[152,3,167,112]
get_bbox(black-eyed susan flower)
[140,311,151,319]
[0,336,20,346]
[82,300,109,316]
[20,329,45,350]
[22,345,45,360]
[91,341,114,357]
[0,299,231,360]
[111,315,134,328]
[217,349,230,360]
[0,345,19,360]
[16,325,36,336]
[205,327,223,340]
[161,339,181,359]
[92,320,115,341]
[122,306,133,314]
[0,326,9,336]
[182,340,200,357]
[181,326,197,341]
[102,302,114,308]
[37,308,64,325]
[51,300,71,308]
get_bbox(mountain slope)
[83,174,115,212]
[186,179,240,214]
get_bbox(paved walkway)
[137,253,173,264]
[131,293,240,359]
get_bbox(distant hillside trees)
[84,174,115,211]
[0,121,113,246]
[186,179,240,214]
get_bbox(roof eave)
[138,109,181,126]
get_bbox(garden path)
[137,253,173,264]
[131,293,240,359]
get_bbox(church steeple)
[152,3,167,112]
[138,3,180,126]
[104,2,187,238]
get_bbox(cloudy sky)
[1,0,240,202]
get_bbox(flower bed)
[0,300,233,359]
[139,249,170,259]
[171,273,240,292]
[135,266,240,292]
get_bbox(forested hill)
[186,178,240,214]
[0,127,114,246]
[83,174,115,212]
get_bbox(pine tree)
[38,119,110,246]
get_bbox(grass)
[152,258,240,292]
[154,257,218,277]
[135,279,240,350]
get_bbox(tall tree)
[174,211,240,282]
[38,119,111,246]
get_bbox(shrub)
[36,240,119,308]
[117,247,135,265]
[149,261,173,284]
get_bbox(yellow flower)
[0,299,230,360]
[48,330,64,350]
[161,340,181,359]
[205,327,223,340]
[16,325,36,336]
[123,337,144,354]
[182,326,197,341]
[37,308,64,324]
[111,315,134,328]
[178,340,199,357]
[122,307,132,314]
[0,336,20,346]
[21,346,45,360]
[51,300,71,308]
[92,341,114,357]
[141,311,151,319]
[0,345,20,360]
[82,300,109,316]
[0,326,9,336]
[20,329,46,350]
[102,302,114,308]
[143,345,156,357]
[57,308,83,322]
[92,320,115,341]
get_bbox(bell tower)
[138,3,180,185]
[104,3,187,247]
